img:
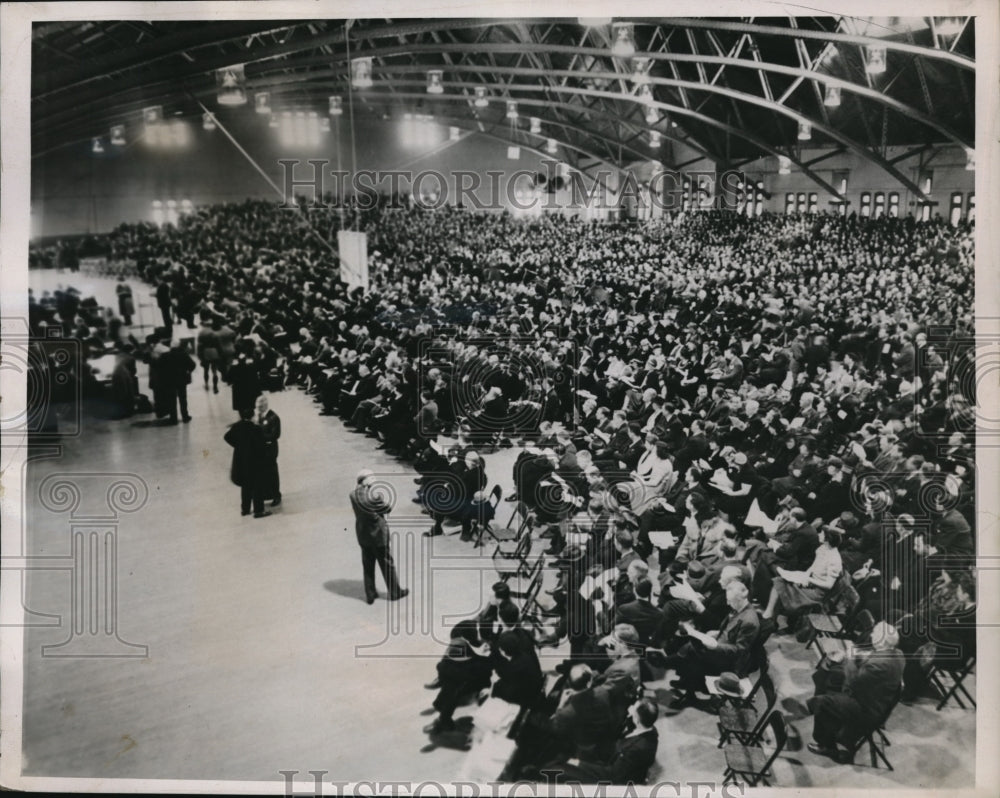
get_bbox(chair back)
[489,483,503,508]
[759,712,788,773]
[757,671,778,718]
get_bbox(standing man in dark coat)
[155,279,173,330]
[229,349,261,415]
[349,469,409,604]
[162,339,196,424]
[255,394,282,507]
[224,407,270,518]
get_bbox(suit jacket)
[349,484,391,549]
[844,647,905,721]
[609,728,659,785]
[714,602,761,671]
[224,420,266,487]
[615,600,663,646]
[492,650,543,708]
[550,687,619,762]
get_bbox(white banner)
[337,230,369,292]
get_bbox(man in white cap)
[349,469,408,604]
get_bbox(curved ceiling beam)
[31,18,515,101]
[30,72,843,200]
[250,42,969,149]
[639,18,974,70]
[343,65,925,198]
[33,39,970,153]
[31,78,704,171]
[32,22,300,97]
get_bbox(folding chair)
[493,528,534,581]
[707,652,770,711]
[801,571,861,649]
[815,609,874,668]
[717,671,778,747]
[722,711,788,787]
[844,686,900,770]
[474,484,505,548]
[507,554,544,602]
[928,654,976,711]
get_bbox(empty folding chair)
[473,484,505,548]
[722,711,788,787]
[492,528,533,581]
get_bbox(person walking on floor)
[349,469,409,604]
[224,407,271,519]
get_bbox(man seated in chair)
[661,580,760,702]
[806,621,904,763]
[544,698,660,786]
[424,620,494,736]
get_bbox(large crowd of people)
[28,197,977,783]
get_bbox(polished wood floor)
[17,271,975,788]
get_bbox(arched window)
[785,192,795,214]
[873,192,885,218]
[808,192,818,213]
[967,193,975,223]
[888,192,900,217]
[754,182,764,217]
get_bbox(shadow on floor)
[323,579,369,602]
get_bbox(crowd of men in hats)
[29,196,977,779]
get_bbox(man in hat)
[349,469,409,604]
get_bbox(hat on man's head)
[686,561,707,579]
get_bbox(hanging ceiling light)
[935,17,964,37]
[351,57,373,89]
[110,124,126,146]
[546,138,558,154]
[632,58,651,85]
[202,112,216,131]
[778,155,791,174]
[865,45,886,75]
[644,106,658,125]
[329,96,343,116]
[255,92,270,114]
[650,130,661,147]
[216,64,248,106]
[611,22,636,57]
[474,86,489,108]
[823,84,841,107]
[797,120,812,141]
[530,117,542,134]
[507,146,521,160]
[506,101,518,120]
[427,69,444,94]
[637,84,654,106]
[142,105,163,127]
[91,137,104,154]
